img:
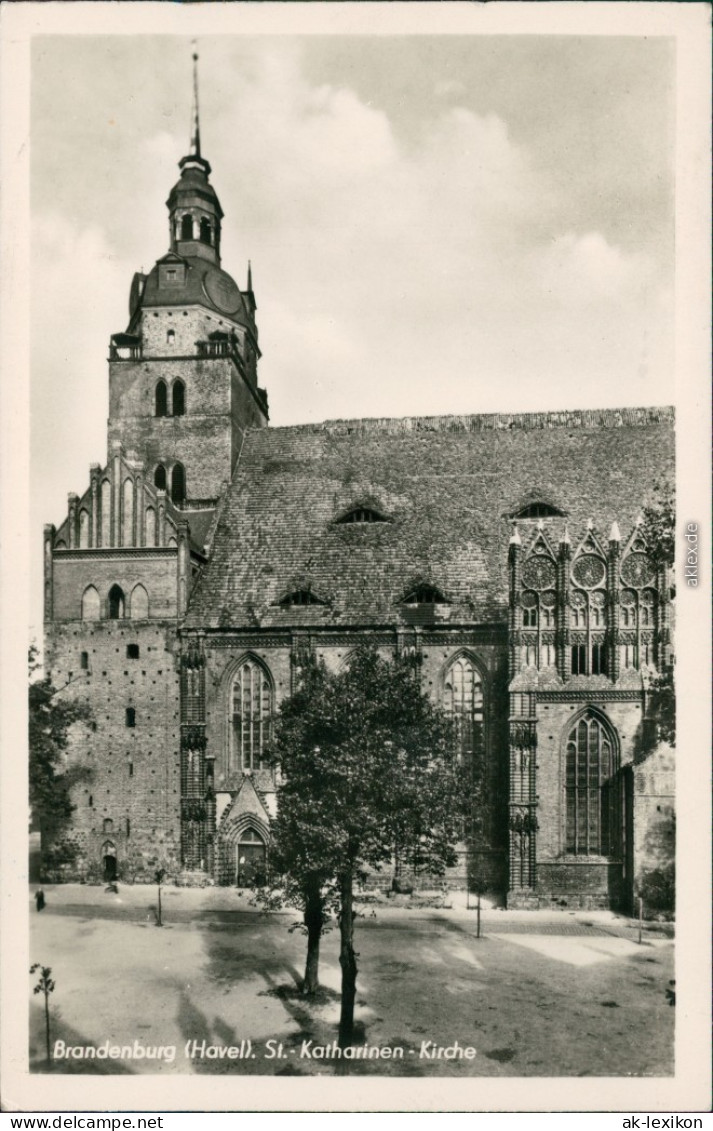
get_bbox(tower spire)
[190,44,201,158]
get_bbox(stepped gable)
[185,406,674,630]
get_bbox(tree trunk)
[44,992,51,1065]
[338,868,358,1048]
[302,883,323,995]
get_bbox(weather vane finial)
[190,41,201,158]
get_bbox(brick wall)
[203,634,510,891]
[44,620,181,881]
[633,742,675,910]
[139,307,243,357]
[51,550,179,622]
[108,354,266,502]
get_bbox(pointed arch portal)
[236,826,267,888]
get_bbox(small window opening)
[166,329,175,346]
[126,818,131,836]
[80,651,89,670]
[279,589,324,607]
[180,214,193,241]
[199,217,212,245]
[125,707,136,728]
[128,763,134,778]
[154,464,167,492]
[336,507,388,525]
[127,644,140,660]
[403,583,448,605]
[513,502,565,519]
[88,794,93,808]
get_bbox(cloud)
[31,44,674,592]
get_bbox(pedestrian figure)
[35,888,45,912]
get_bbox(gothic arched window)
[172,379,185,416]
[565,712,620,856]
[100,479,111,546]
[155,380,168,417]
[130,583,149,620]
[145,506,156,546]
[121,478,134,547]
[108,584,125,620]
[443,655,484,762]
[180,214,193,241]
[79,509,90,548]
[154,464,167,492]
[231,659,272,773]
[81,585,101,621]
[171,463,186,506]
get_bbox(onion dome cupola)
[167,51,223,266]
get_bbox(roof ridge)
[253,406,674,438]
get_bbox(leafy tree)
[29,645,93,850]
[268,646,466,1045]
[641,478,675,570]
[30,964,55,1066]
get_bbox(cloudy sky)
[29,32,675,629]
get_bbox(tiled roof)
[185,407,674,630]
[138,255,255,331]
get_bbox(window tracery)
[443,655,484,763]
[565,713,620,856]
[230,658,272,773]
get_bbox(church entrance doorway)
[236,828,266,887]
[102,842,117,882]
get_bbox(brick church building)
[42,71,675,910]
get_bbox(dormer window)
[336,507,389,525]
[278,589,326,607]
[512,502,565,519]
[403,584,448,605]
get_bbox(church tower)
[107,51,268,514]
[41,53,269,883]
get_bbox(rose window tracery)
[522,556,556,591]
[620,553,655,588]
[572,554,606,589]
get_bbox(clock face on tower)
[202,267,242,315]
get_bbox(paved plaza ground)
[29,884,674,1078]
